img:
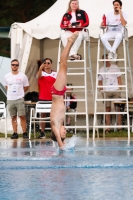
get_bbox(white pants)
[101,31,123,53]
[61,30,84,56]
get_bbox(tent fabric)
[11,0,133,39]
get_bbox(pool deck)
[0,137,133,143]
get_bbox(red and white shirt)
[38,70,57,100]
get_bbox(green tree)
[0,0,56,57]
[0,0,57,26]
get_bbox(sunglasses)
[11,64,19,67]
[43,62,51,65]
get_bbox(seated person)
[50,31,79,148]
[101,0,127,59]
[60,0,89,60]
[98,54,122,133]
[66,83,77,133]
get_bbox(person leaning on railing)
[60,0,89,61]
[100,0,127,60]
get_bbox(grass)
[0,129,133,139]
[77,129,133,138]
[0,132,74,139]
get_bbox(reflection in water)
[0,139,133,200]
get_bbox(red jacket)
[60,9,89,32]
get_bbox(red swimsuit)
[51,85,67,96]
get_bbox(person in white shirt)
[98,54,122,133]
[4,59,29,139]
[101,0,127,59]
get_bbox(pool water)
[0,137,133,200]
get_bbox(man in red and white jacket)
[37,58,57,138]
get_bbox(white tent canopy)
[10,0,133,63]
[11,0,133,40]
[9,0,133,114]
[10,0,133,70]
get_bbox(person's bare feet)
[68,31,79,44]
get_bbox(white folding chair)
[0,101,7,138]
[29,101,52,139]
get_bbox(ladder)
[93,27,132,140]
[57,29,94,139]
